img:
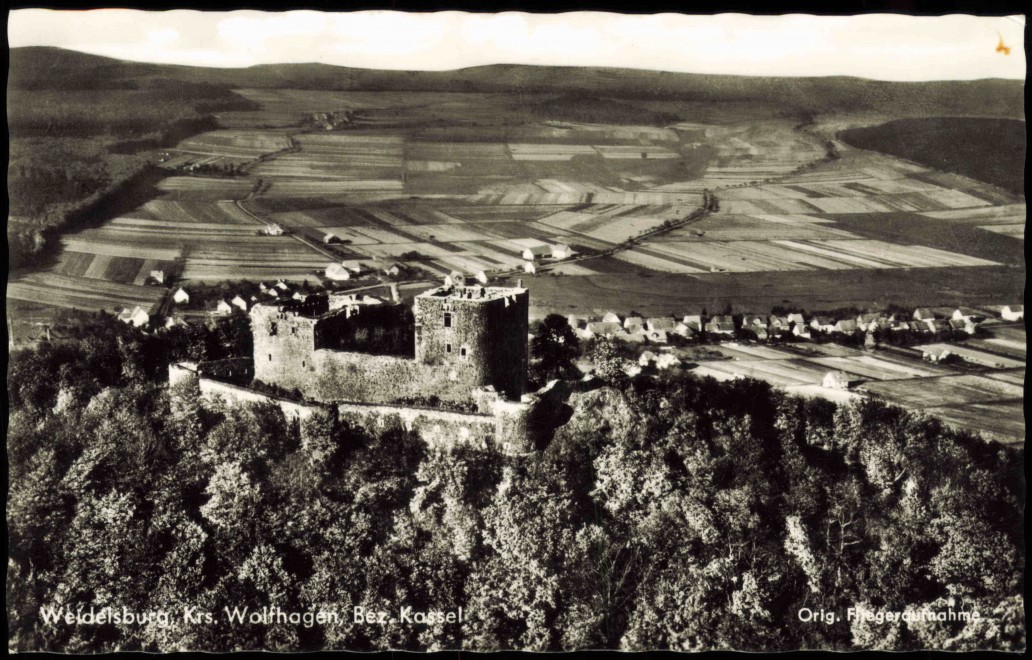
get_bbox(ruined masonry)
[170,284,538,453]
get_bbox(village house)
[768,316,790,333]
[639,350,658,367]
[644,329,669,344]
[215,300,233,316]
[444,272,467,287]
[523,261,537,274]
[172,287,190,304]
[1001,304,1024,321]
[924,318,950,333]
[231,295,249,312]
[383,263,404,277]
[682,315,703,332]
[742,315,768,330]
[856,313,884,332]
[117,306,150,328]
[474,270,489,285]
[624,316,645,331]
[922,346,952,363]
[522,245,552,261]
[323,232,339,244]
[948,318,977,334]
[164,316,186,330]
[265,223,285,236]
[646,317,677,333]
[672,322,695,338]
[275,280,290,291]
[566,315,585,331]
[705,315,735,336]
[602,312,623,325]
[810,317,836,333]
[654,353,681,370]
[149,269,165,284]
[834,319,858,334]
[583,321,626,340]
[792,323,812,339]
[325,263,354,281]
[913,308,935,321]
[786,313,806,327]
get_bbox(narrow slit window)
[268,354,272,361]
[460,347,468,358]
[443,312,452,328]
[269,322,278,336]
[446,343,452,353]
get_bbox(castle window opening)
[302,360,306,368]
[269,322,278,336]
[446,343,452,353]
[291,327,297,335]
[443,312,452,328]
[460,347,468,358]
[268,354,272,361]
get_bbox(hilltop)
[9,46,1026,119]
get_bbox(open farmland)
[679,331,1026,445]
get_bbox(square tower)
[414,285,529,399]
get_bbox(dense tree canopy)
[6,326,1025,652]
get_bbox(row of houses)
[325,260,408,281]
[567,305,1015,346]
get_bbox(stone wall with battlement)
[168,362,536,453]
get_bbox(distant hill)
[841,117,1026,196]
[9,47,1025,119]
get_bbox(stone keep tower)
[414,285,529,399]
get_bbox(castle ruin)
[171,283,538,453]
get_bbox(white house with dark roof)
[231,295,249,312]
[172,287,190,304]
[551,244,573,259]
[1001,305,1024,321]
[215,300,233,316]
[602,312,622,325]
[810,317,836,333]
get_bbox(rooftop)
[417,284,526,302]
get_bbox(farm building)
[150,270,165,284]
[215,300,233,316]
[382,263,405,277]
[323,232,339,244]
[164,316,186,329]
[922,347,952,363]
[264,289,280,298]
[172,288,190,304]
[265,223,285,236]
[786,313,806,326]
[792,324,812,339]
[822,371,854,390]
[566,315,585,330]
[474,271,489,284]
[1001,305,1024,321]
[117,306,150,328]
[275,280,290,291]
[292,292,305,301]
[341,260,364,274]
[948,318,976,334]
[551,244,573,259]
[232,296,249,312]
[523,261,537,274]
[522,245,552,261]
[856,313,884,331]
[602,312,623,325]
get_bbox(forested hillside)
[6,316,1024,652]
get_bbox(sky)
[7,9,1027,81]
